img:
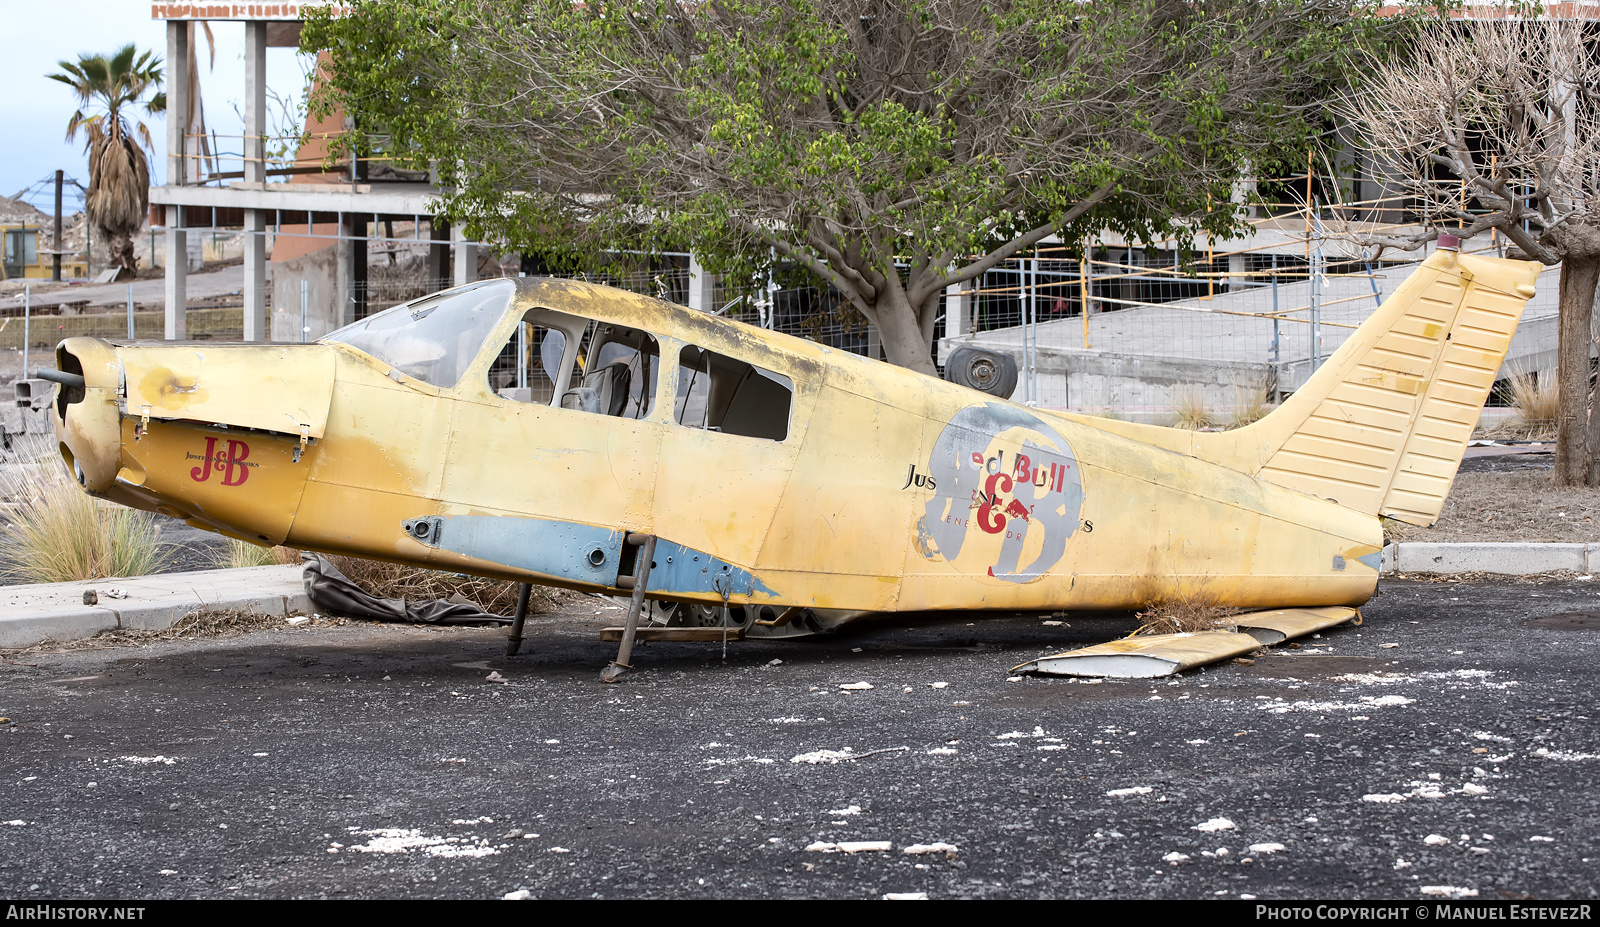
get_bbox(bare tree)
[1343,16,1600,486]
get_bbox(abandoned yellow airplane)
[41,243,1539,679]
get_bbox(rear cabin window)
[558,323,659,420]
[674,345,793,441]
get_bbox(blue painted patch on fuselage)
[410,514,775,599]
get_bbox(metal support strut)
[504,583,533,656]
[601,534,657,683]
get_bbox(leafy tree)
[1343,17,1600,486]
[47,45,166,277]
[306,0,1399,373]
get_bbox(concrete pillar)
[336,213,355,329]
[452,225,476,286]
[427,219,449,285]
[688,254,715,312]
[945,280,971,336]
[244,21,267,187]
[165,21,189,186]
[243,209,267,341]
[1229,252,1249,293]
[164,206,187,340]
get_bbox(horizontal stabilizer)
[1234,606,1358,645]
[1012,631,1261,678]
[1015,606,1360,678]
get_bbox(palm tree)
[47,45,165,277]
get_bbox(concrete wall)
[271,243,351,342]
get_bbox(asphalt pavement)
[1,578,1597,900]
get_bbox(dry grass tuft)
[214,538,279,569]
[1134,598,1244,636]
[0,437,165,583]
[1507,370,1558,438]
[321,553,548,616]
[1172,387,1217,430]
[1229,380,1273,428]
[164,606,291,638]
[0,607,337,658]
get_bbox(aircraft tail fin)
[1209,248,1542,527]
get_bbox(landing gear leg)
[504,583,533,656]
[601,534,657,683]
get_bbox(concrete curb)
[1382,542,1600,576]
[0,564,310,650]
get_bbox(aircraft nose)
[49,338,123,493]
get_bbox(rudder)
[1200,247,1542,526]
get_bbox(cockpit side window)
[323,280,514,389]
[557,322,659,420]
[488,319,566,405]
[674,344,793,441]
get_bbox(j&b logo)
[187,436,256,487]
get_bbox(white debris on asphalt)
[120,755,175,765]
[1533,748,1600,761]
[1424,834,1452,846]
[1378,643,1399,649]
[793,748,855,764]
[4,820,24,826]
[1193,818,1235,833]
[927,746,957,755]
[839,682,874,691]
[883,892,928,901]
[503,890,532,901]
[1421,886,1479,898]
[805,841,893,853]
[1259,695,1414,714]
[1394,859,1412,870]
[903,843,958,855]
[549,847,571,853]
[344,827,502,858]
[1530,836,1556,842]
[285,616,311,626]
[1106,787,1153,797]
[768,717,806,724]
[996,727,1048,740]
[1363,793,1407,803]
[1249,843,1286,854]
[929,682,948,689]
[827,805,863,816]
[485,672,507,684]
[1162,852,1190,863]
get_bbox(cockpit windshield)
[323,280,514,389]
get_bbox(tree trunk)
[1554,255,1598,486]
[1589,281,1600,487]
[869,286,940,376]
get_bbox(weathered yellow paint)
[48,248,1541,625]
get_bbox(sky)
[0,1,315,214]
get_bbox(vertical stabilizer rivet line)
[601,534,657,684]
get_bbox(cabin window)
[673,345,792,441]
[488,321,565,404]
[557,323,659,420]
[324,279,513,389]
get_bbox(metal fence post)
[127,284,136,339]
[22,283,30,379]
[301,279,309,344]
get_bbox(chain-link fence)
[946,216,1561,416]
